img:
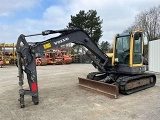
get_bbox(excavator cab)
[112,30,145,74]
[80,29,156,98]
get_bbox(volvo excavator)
[16,28,156,108]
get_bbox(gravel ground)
[0,64,159,120]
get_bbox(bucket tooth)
[78,77,119,99]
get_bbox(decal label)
[43,43,51,49]
[54,37,69,45]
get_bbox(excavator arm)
[16,28,112,108]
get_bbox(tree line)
[67,10,111,54]
[66,5,160,55]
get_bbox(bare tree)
[138,6,160,42]
[123,23,139,33]
[124,5,160,44]
[124,5,160,63]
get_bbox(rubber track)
[87,72,156,95]
[118,73,156,95]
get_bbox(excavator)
[16,28,156,108]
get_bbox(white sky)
[0,0,160,44]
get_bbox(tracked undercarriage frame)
[78,72,156,98]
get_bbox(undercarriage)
[78,72,156,98]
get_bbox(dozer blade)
[78,77,119,99]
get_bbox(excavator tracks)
[118,73,156,95]
[78,72,156,98]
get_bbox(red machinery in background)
[44,51,55,64]
[56,50,72,64]
[35,53,47,66]
[0,60,3,68]
[44,49,72,65]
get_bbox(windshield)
[114,35,130,64]
[116,35,130,52]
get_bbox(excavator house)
[16,28,156,108]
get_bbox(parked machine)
[35,52,47,66]
[16,28,156,108]
[0,60,3,68]
[44,50,72,65]
[44,50,55,64]
[0,43,16,65]
[54,50,72,64]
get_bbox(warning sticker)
[43,43,51,49]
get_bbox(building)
[148,39,160,72]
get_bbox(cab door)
[132,32,143,67]
[113,34,131,65]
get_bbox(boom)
[16,28,111,108]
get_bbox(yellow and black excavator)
[16,28,156,108]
